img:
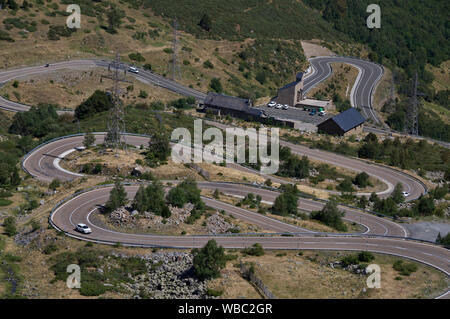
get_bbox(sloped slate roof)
[329,108,365,132]
[204,92,250,111]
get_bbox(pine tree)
[83,132,95,148]
[391,183,405,204]
[198,13,212,31]
[104,180,127,213]
[436,232,442,244]
[7,0,18,10]
[132,185,148,213]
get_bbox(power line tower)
[101,52,132,156]
[405,71,419,136]
[168,18,181,80]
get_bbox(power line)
[101,52,132,156]
[405,71,419,136]
[167,18,181,80]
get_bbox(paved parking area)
[256,104,333,125]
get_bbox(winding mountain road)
[304,56,383,125]
[1,59,449,298]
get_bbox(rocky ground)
[109,204,239,235]
[118,251,208,299]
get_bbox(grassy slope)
[0,0,308,101]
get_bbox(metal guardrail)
[23,131,427,228]
[47,181,449,249]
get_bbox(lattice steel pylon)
[101,52,132,156]
[405,71,419,136]
[167,18,181,80]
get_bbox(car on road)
[275,104,282,109]
[309,109,316,116]
[128,66,139,74]
[76,223,92,234]
[282,104,289,110]
[402,191,410,197]
[44,64,49,67]
[319,110,326,116]
[267,101,276,107]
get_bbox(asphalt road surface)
[304,56,384,125]
[2,60,449,298]
[22,132,450,298]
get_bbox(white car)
[319,110,326,116]
[128,66,139,74]
[267,101,276,107]
[282,104,289,110]
[76,223,92,234]
[275,103,282,109]
[402,191,410,197]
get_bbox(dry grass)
[210,250,449,299]
[426,60,450,92]
[0,68,182,109]
[301,40,334,59]
[0,3,268,100]
[373,67,394,118]
[307,62,359,105]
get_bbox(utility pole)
[168,18,181,80]
[405,71,419,136]
[101,52,132,156]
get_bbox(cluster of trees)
[47,25,77,41]
[106,178,205,220]
[167,97,196,110]
[9,104,60,138]
[366,184,448,218]
[384,100,450,143]
[272,184,299,216]
[358,133,450,172]
[145,131,170,167]
[277,147,310,179]
[310,200,347,232]
[166,179,203,209]
[340,251,375,267]
[75,90,113,120]
[305,0,448,76]
[192,239,227,280]
[237,193,262,210]
[132,181,171,218]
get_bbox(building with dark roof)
[275,72,304,107]
[200,92,266,121]
[317,108,365,136]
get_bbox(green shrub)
[43,243,59,255]
[243,243,264,256]
[128,52,145,62]
[393,260,418,276]
[79,281,107,296]
[206,288,223,297]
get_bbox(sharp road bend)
[1,59,449,298]
[21,132,450,299]
[304,56,384,125]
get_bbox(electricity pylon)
[101,52,132,156]
[168,18,181,80]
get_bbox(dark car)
[309,109,316,116]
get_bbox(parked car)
[319,110,326,116]
[282,104,289,110]
[275,104,282,109]
[44,64,49,67]
[128,66,139,74]
[267,101,276,107]
[76,223,92,234]
[309,109,316,116]
[402,191,410,197]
